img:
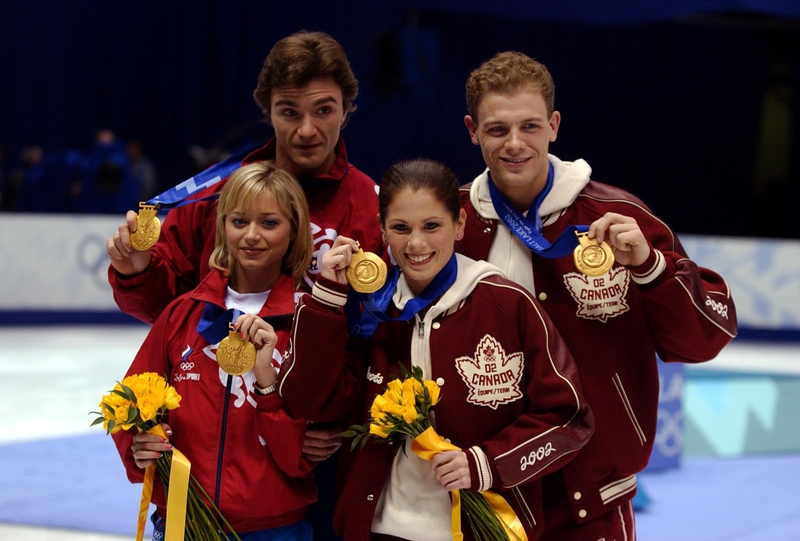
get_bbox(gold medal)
[216,324,256,376]
[130,203,161,251]
[346,244,387,294]
[573,231,615,276]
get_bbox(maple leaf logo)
[455,335,524,410]
[563,266,630,322]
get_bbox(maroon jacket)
[458,178,737,526]
[109,138,382,323]
[112,269,316,533]
[279,256,594,540]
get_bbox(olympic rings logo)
[180,362,195,371]
[75,233,111,290]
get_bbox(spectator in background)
[127,139,158,202]
[76,129,137,214]
[6,146,43,211]
[13,145,86,213]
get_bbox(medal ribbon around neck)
[488,162,589,258]
[130,144,257,251]
[147,144,257,210]
[345,254,458,338]
[196,304,245,344]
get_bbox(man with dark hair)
[106,30,380,541]
[107,31,380,319]
[457,51,738,539]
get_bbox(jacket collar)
[242,137,351,182]
[190,268,297,318]
[470,154,593,223]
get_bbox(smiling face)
[465,88,561,211]
[225,190,293,294]
[381,187,466,296]
[269,78,346,179]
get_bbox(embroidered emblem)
[303,223,340,289]
[563,267,630,322]
[455,335,524,410]
[520,442,556,471]
[173,345,200,383]
[705,297,729,319]
[366,366,384,385]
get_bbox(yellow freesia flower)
[164,386,182,410]
[138,392,159,422]
[424,380,440,406]
[369,421,394,438]
[399,403,417,424]
[385,379,404,403]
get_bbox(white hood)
[393,254,502,321]
[470,154,592,224]
[373,253,503,541]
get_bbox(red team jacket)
[108,137,382,324]
[457,165,737,526]
[279,255,594,540]
[112,269,316,533]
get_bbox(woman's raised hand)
[320,236,360,285]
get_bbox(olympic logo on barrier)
[76,233,112,290]
[654,408,684,457]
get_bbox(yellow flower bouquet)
[90,372,240,541]
[343,365,525,541]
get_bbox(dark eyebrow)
[273,95,338,109]
[312,96,338,107]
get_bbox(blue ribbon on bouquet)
[488,162,589,258]
[345,255,458,338]
[145,144,257,210]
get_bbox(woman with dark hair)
[279,158,594,540]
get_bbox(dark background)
[1,1,799,238]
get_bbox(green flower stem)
[152,452,241,541]
[460,489,515,541]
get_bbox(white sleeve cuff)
[467,446,494,492]
[312,281,348,308]
[631,249,666,285]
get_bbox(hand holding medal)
[130,202,162,251]
[346,241,387,294]
[584,212,651,270]
[573,231,615,277]
[216,322,256,376]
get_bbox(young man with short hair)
[458,51,737,539]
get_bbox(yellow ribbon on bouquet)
[135,425,192,541]
[412,426,528,541]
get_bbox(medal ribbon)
[145,144,257,210]
[412,427,527,541]
[197,305,244,344]
[136,425,191,541]
[345,255,458,338]
[488,162,588,258]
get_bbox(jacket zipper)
[215,374,233,507]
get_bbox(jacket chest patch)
[455,335,524,410]
[304,222,339,288]
[563,267,630,322]
[173,345,201,383]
